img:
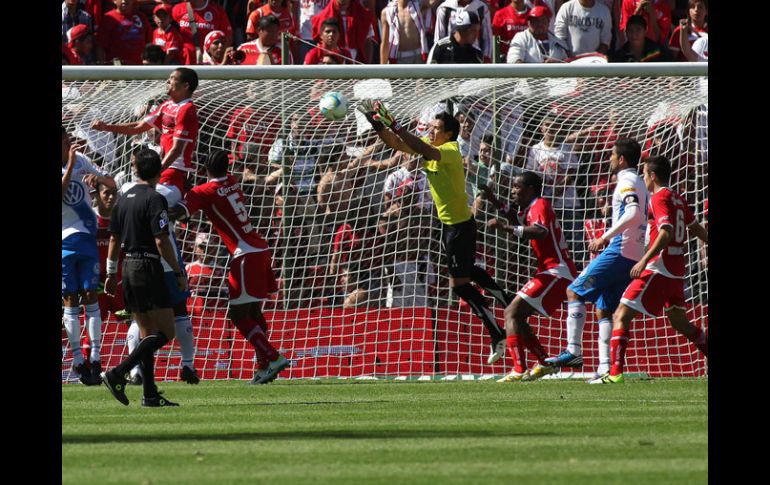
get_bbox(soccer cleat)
[101,370,129,406]
[497,370,530,382]
[73,362,92,385]
[89,361,103,386]
[588,372,625,384]
[527,363,559,381]
[251,355,290,385]
[487,339,506,365]
[545,350,584,368]
[180,366,200,385]
[142,393,180,407]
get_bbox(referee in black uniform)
[101,148,186,407]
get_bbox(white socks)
[597,318,611,374]
[127,320,142,377]
[566,301,586,356]
[174,315,195,369]
[63,306,84,365]
[84,302,102,363]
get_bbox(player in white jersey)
[62,127,115,385]
[545,138,649,378]
[119,147,199,385]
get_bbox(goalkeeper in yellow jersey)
[358,99,513,364]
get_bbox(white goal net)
[62,65,708,381]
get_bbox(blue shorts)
[568,251,636,313]
[164,270,191,307]
[62,234,100,297]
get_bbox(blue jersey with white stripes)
[603,168,649,261]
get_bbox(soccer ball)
[319,91,348,121]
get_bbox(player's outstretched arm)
[688,221,708,244]
[62,144,78,199]
[91,119,153,136]
[630,226,672,279]
[373,101,440,161]
[357,100,415,155]
[487,218,546,240]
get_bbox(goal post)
[62,63,708,382]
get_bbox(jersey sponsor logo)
[159,210,169,229]
[63,181,87,206]
[216,184,241,197]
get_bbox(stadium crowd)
[62,0,708,66]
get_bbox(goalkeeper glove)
[372,100,403,134]
[356,99,385,132]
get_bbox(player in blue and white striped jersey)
[62,127,115,385]
[546,138,649,378]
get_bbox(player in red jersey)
[486,171,578,382]
[92,68,199,196]
[172,0,233,64]
[93,182,126,321]
[170,150,290,384]
[591,156,708,384]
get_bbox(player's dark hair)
[62,125,68,138]
[205,150,230,178]
[614,137,642,167]
[481,133,494,145]
[142,44,166,64]
[646,155,672,184]
[175,67,199,94]
[436,112,460,141]
[321,18,341,32]
[133,148,162,181]
[689,0,706,8]
[258,15,280,31]
[519,170,542,195]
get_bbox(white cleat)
[487,340,506,365]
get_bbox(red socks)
[506,335,527,373]
[520,333,549,364]
[610,329,629,376]
[233,317,279,362]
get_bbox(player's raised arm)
[62,144,78,199]
[91,118,153,136]
[372,100,441,161]
[357,100,415,155]
[688,221,708,244]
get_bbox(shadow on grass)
[62,428,558,444]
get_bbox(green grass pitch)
[62,378,707,484]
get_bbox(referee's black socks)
[453,283,506,342]
[113,331,170,379]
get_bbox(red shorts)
[228,251,278,305]
[159,168,187,195]
[517,273,571,317]
[620,270,686,317]
[98,284,125,321]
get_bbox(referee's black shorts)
[122,257,172,313]
[440,217,477,278]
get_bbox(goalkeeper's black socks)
[470,266,514,307]
[453,283,506,342]
[112,332,169,379]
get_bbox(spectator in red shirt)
[246,0,297,40]
[492,0,534,61]
[152,3,187,65]
[66,24,94,65]
[668,0,706,61]
[96,0,153,65]
[620,0,672,45]
[304,18,354,64]
[311,0,379,63]
[172,0,233,65]
[237,15,287,65]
